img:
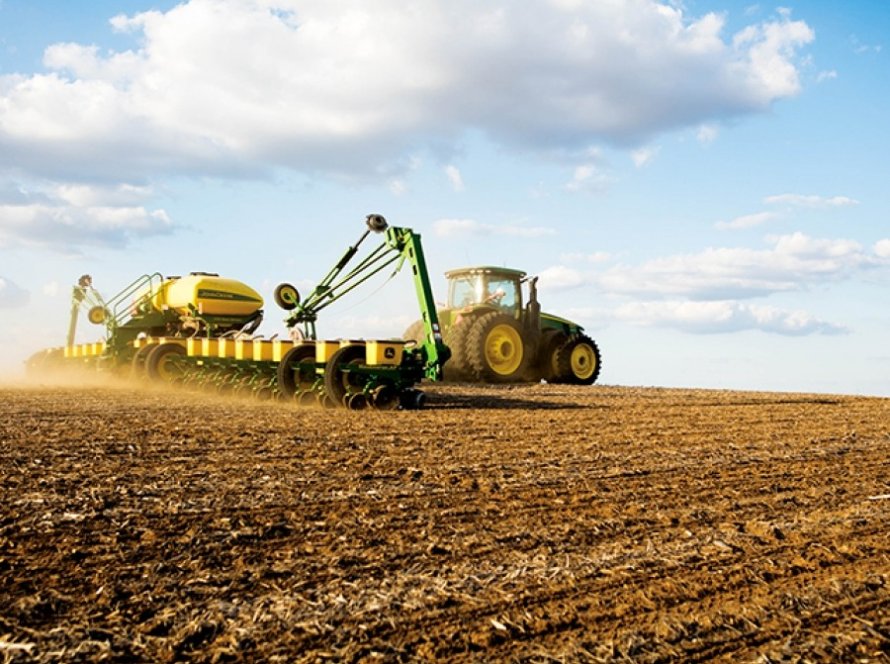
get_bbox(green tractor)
[403,266,601,384]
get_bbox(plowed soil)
[1,380,888,662]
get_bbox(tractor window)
[448,273,521,311]
[449,277,479,308]
[484,277,519,312]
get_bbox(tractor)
[403,266,600,384]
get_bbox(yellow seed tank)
[151,273,263,317]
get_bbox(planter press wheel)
[277,344,318,399]
[323,344,368,407]
[131,343,156,377]
[145,342,187,383]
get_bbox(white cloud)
[0,0,815,183]
[874,239,890,259]
[598,232,882,300]
[388,179,408,196]
[42,281,60,297]
[560,251,612,264]
[433,218,555,239]
[631,146,659,168]
[816,69,837,83]
[851,36,882,55]
[0,182,172,251]
[444,165,465,192]
[732,11,813,102]
[564,164,613,193]
[615,300,847,335]
[538,265,586,291]
[715,211,779,230]
[697,124,719,144]
[0,276,29,308]
[764,193,859,208]
[54,183,155,207]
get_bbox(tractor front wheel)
[554,334,601,385]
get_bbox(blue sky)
[1,0,888,395]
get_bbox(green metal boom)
[283,215,450,381]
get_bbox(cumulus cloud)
[0,182,172,250]
[598,232,882,300]
[0,0,815,182]
[615,300,847,335]
[433,218,555,239]
[0,276,29,308]
[537,265,586,291]
[875,239,890,258]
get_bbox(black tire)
[402,320,425,345]
[277,343,317,398]
[323,344,367,406]
[131,343,156,377]
[537,329,569,383]
[441,317,474,381]
[465,312,529,383]
[145,342,187,383]
[554,334,601,385]
[273,283,300,310]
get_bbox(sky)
[0,0,888,396]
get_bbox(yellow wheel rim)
[570,343,597,380]
[279,286,299,306]
[484,324,523,375]
[88,306,106,325]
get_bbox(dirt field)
[1,380,888,662]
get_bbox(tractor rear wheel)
[277,343,318,398]
[442,318,474,381]
[324,344,367,406]
[402,320,425,346]
[466,312,528,382]
[146,342,187,383]
[554,334,601,385]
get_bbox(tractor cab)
[444,267,526,318]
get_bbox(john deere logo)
[384,347,396,359]
[197,289,261,302]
